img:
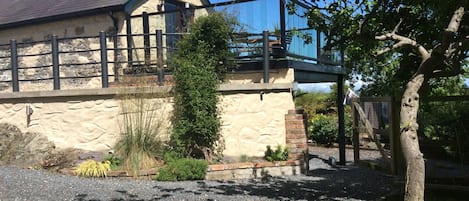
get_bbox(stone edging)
[205,160,304,180]
[0,83,292,100]
[208,160,302,171]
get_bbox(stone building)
[0,0,345,165]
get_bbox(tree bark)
[400,74,425,201]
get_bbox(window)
[164,0,192,50]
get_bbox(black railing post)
[100,31,109,88]
[143,12,150,67]
[51,35,60,90]
[10,39,19,92]
[279,0,286,54]
[337,74,346,165]
[262,30,270,83]
[156,29,164,86]
[126,14,133,69]
[316,31,321,64]
[113,32,119,83]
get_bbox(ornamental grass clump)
[75,159,111,178]
[114,81,168,176]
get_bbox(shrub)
[75,159,110,178]
[264,145,289,162]
[171,13,234,160]
[162,150,182,164]
[175,12,236,80]
[155,158,208,181]
[308,114,338,145]
[308,112,353,145]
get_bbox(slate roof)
[0,0,131,29]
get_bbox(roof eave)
[0,5,126,30]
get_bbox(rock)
[0,123,55,168]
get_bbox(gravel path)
[0,147,399,201]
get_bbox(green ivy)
[171,13,234,159]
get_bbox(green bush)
[264,145,289,162]
[155,158,208,181]
[162,150,182,164]
[308,114,338,145]
[171,13,235,159]
[308,113,353,146]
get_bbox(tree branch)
[433,6,465,55]
[427,6,466,77]
[375,32,430,58]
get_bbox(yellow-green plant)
[115,80,168,176]
[75,159,111,177]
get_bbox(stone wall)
[0,83,294,158]
[220,91,295,157]
[0,37,120,93]
[0,0,209,92]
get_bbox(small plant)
[264,145,289,162]
[239,154,251,162]
[104,154,121,171]
[155,158,208,181]
[75,159,111,178]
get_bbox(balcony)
[0,0,345,92]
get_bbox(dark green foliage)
[174,12,235,81]
[294,85,353,146]
[264,145,289,162]
[162,150,183,164]
[308,114,338,145]
[293,90,330,118]
[104,154,122,171]
[419,100,469,163]
[155,158,208,181]
[308,113,353,146]
[171,13,233,158]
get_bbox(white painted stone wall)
[0,95,173,151]
[0,83,294,158]
[220,91,294,157]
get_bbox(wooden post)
[352,98,360,163]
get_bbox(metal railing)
[0,32,111,92]
[0,29,282,92]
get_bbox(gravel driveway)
[0,147,400,201]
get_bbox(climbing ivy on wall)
[170,13,234,161]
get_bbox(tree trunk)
[400,74,425,201]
